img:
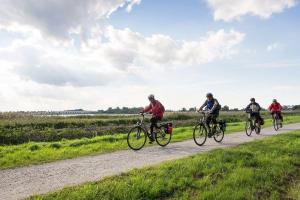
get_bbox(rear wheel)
[127,126,147,150]
[245,120,252,136]
[213,126,224,143]
[255,124,261,134]
[193,123,207,146]
[155,128,171,147]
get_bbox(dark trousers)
[271,112,283,121]
[150,117,162,138]
[250,113,262,123]
[205,114,218,129]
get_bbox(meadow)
[29,130,300,200]
[1,112,300,169]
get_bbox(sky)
[0,0,299,111]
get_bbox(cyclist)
[245,98,263,125]
[142,94,165,143]
[197,93,221,137]
[268,99,283,125]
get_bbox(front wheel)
[273,118,279,131]
[155,128,172,147]
[127,126,147,150]
[213,126,224,143]
[245,120,252,136]
[193,123,207,146]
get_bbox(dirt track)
[1,123,299,200]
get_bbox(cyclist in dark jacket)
[245,98,263,124]
[198,93,221,137]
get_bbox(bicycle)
[272,112,282,131]
[193,112,226,146]
[245,112,261,136]
[127,113,173,150]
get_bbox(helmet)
[250,98,255,102]
[206,93,213,98]
[148,94,155,100]
[273,99,277,103]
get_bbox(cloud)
[0,26,245,87]
[14,64,110,87]
[0,0,141,40]
[206,0,296,21]
[102,27,245,67]
[267,42,279,51]
[126,0,141,12]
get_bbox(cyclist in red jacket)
[142,94,165,143]
[268,99,283,122]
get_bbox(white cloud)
[0,1,248,111]
[207,0,296,21]
[0,0,141,40]
[126,0,141,12]
[267,42,279,51]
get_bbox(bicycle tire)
[213,126,224,143]
[155,128,172,147]
[245,120,252,136]
[193,123,207,146]
[127,126,147,150]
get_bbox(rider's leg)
[150,117,160,141]
[278,112,283,121]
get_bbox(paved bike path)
[1,123,300,200]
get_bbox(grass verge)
[29,130,300,200]
[1,115,300,170]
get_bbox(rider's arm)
[210,99,219,113]
[268,104,273,111]
[278,103,283,111]
[245,104,251,112]
[198,101,207,112]
[257,103,261,112]
[143,104,152,113]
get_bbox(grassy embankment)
[1,115,300,170]
[30,130,300,200]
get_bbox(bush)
[29,144,40,151]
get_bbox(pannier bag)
[164,123,173,134]
[219,120,226,131]
[260,117,265,125]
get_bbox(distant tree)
[221,105,230,111]
[181,108,187,112]
[293,105,300,110]
[232,108,239,111]
[188,107,196,112]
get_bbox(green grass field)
[1,115,300,170]
[29,130,300,200]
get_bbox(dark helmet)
[148,94,155,100]
[206,93,213,98]
[273,99,277,103]
[250,98,255,102]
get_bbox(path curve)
[1,123,300,200]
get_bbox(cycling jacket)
[268,103,282,112]
[143,100,165,119]
[201,98,220,114]
[246,102,261,113]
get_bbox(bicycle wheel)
[213,126,224,143]
[193,123,207,146]
[127,126,147,150]
[255,125,261,134]
[155,128,171,147]
[245,120,252,136]
[273,118,279,131]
